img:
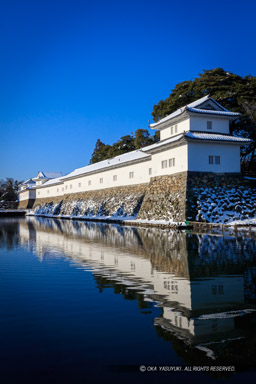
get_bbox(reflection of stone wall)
[22,217,256,279]
[23,217,190,278]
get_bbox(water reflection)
[1,217,256,371]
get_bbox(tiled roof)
[38,177,63,187]
[185,131,252,143]
[42,172,62,179]
[150,95,240,128]
[60,150,151,180]
[187,107,240,117]
[22,178,35,185]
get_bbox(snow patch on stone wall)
[31,185,147,220]
[191,185,256,223]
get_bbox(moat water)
[1,217,256,384]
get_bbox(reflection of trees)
[0,218,21,250]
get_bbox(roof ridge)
[150,96,238,128]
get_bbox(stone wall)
[137,173,187,222]
[18,199,35,209]
[28,172,256,224]
[0,201,19,210]
[31,184,148,218]
[186,172,256,223]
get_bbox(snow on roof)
[22,178,35,185]
[187,107,240,117]
[141,134,184,152]
[185,131,252,144]
[61,150,151,180]
[184,95,211,108]
[39,177,63,187]
[59,135,188,180]
[42,172,62,179]
[34,171,63,179]
[150,95,240,128]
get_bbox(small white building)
[19,172,62,204]
[18,96,252,203]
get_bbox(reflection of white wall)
[19,221,192,307]
[19,221,244,318]
[163,307,195,334]
[153,273,192,309]
[163,307,235,339]
[19,219,249,347]
[190,277,244,310]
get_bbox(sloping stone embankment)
[31,184,148,219]
[137,173,187,222]
[186,173,256,223]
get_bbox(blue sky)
[0,0,255,181]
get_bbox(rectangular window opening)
[215,156,220,165]
[207,121,212,130]
[161,160,168,169]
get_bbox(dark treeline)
[90,129,160,164]
[0,178,21,202]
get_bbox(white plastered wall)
[19,189,36,201]
[160,118,189,140]
[190,116,230,134]
[34,144,189,199]
[188,142,241,173]
[150,144,188,177]
[159,116,230,141]
[61,159,152,194]
[36,184,65,199]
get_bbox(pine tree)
[90,139,111,164]
[0,178,21,201]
